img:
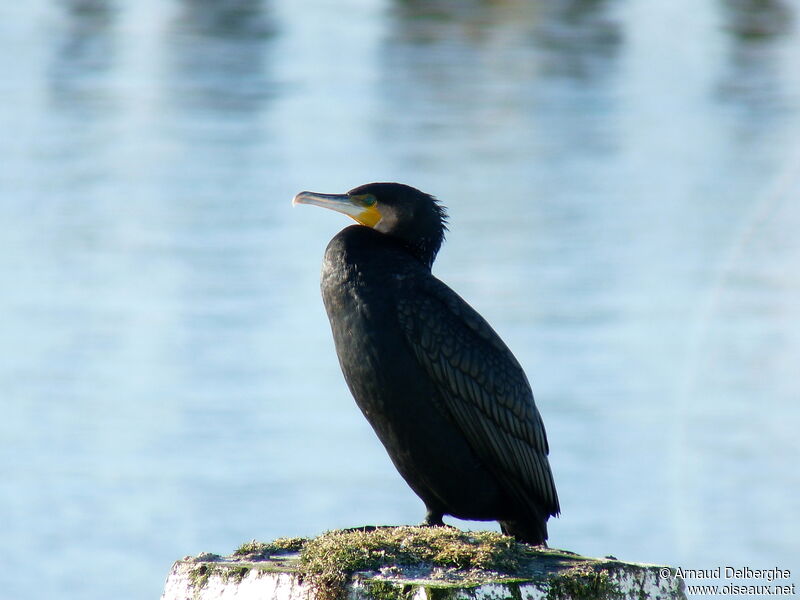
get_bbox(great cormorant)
[294,182,559,544]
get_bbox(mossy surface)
[301,526,524,576]
[187,563,253,590]
[178,527,679,600]
[234,537,307,558]
[298,526,553,600]
[364,580,416,600]
[188,564,212,590]
[545,569,623,600]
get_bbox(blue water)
[1,1,799,598]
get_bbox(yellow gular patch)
[354,204,382,228]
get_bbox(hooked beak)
[293,191,382,228]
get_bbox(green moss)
[225,565,252,585]
[301,526,522,573]
[187,562,255,592]
[299,526,531,600]
[234,537,307,557]
[188,564,211,590]
[365,580,416,600]
[545,569,623,600]
[191,529,675,600]
[427,586,463,600]
[235,541,268,556]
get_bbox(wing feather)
[397,278,559,515]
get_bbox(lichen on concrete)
[364,580,416,600]
[187,562,252,590]
[188,564,212,590]
[544,568,623,600]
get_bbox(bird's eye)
[352,194,377,207]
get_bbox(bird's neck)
[329,225,437,271]
[403,239,437,270]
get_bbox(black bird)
[294,182,559,544]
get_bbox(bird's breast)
[321,254,422,410]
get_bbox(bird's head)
[293,182,448,268]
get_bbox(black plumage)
[294,182,559,544]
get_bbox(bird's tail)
[499,518,548,546]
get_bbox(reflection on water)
[47,0,118,114]
[1,1,799,599]
[167,0,275,114]
[723,0,793,40]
